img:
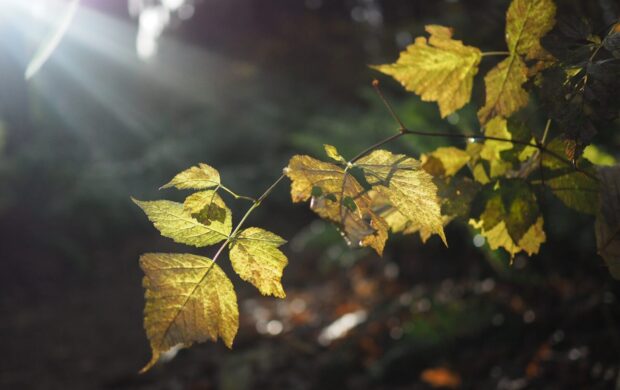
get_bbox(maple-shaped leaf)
[161,163,220,190]
[373,25,482,118]
[421,146,470,177]
[595,166,620,279]
[183,190,233,227]
[479,117,515,177]
[285,155,388,255]
[370,190,448,243]
[229,227,288,298]
[357,150,447,245]
[133,199,230,247]
[506,0,556,60]
[140,253,238,373]
[478,55,529,124]
[471,179,545,256]
[472,179,539,242]
[471,216,546,257]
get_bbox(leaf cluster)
[134,164,287,372]
[132,0,620,372]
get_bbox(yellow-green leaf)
[140,253,238,373]
[583,145,616,167]
[470,179,545,256]
[471,179,540,243]
[506,0,556,60]
[183,190,233,228]
[229,227,288,298]
[479,117,514,177]
[285,155,388,255]
[161,163,220,190]
[133,199,230,247]
[373,25,482,118]
[357,150,447,245]
[477,55,529,124]
[421,146,470,177]
[324,144,346,163]
[470,216,546,257]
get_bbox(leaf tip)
[139,353,160,374]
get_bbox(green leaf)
[140,253,238,373]
[357,150,447,245]
[545,168,599,215]
[133,198,230,247]
[161,163,221,190]
[373,25,482,118]
[229,227,288,298]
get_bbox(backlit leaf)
[370,190,447,243]
[583,145,616,166]
[478,55,529,124]
[471,216,546,257]
[140,253,238,372]
[183,190,233,228]
[506,0,556,60]
[479,117,514,177]
[229,227,288,298]
[324,144,346,163]
[161,163,220,190]
[471,179,542,253]
[595,166,620,279]
[373,25,482,118]
[421,146,470,177]
[285,155,388,255]
[357,150,447,245]
[133,198,230,247]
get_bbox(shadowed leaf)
[229,227,288,298]
[133,199,230,247]
[183,190,232,227]
[357,150,447,245]
[479,117,514,177]
[285,155,388,255]
[596,166,620,279]
[422,146,470,177]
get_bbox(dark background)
[1,0,620,388]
